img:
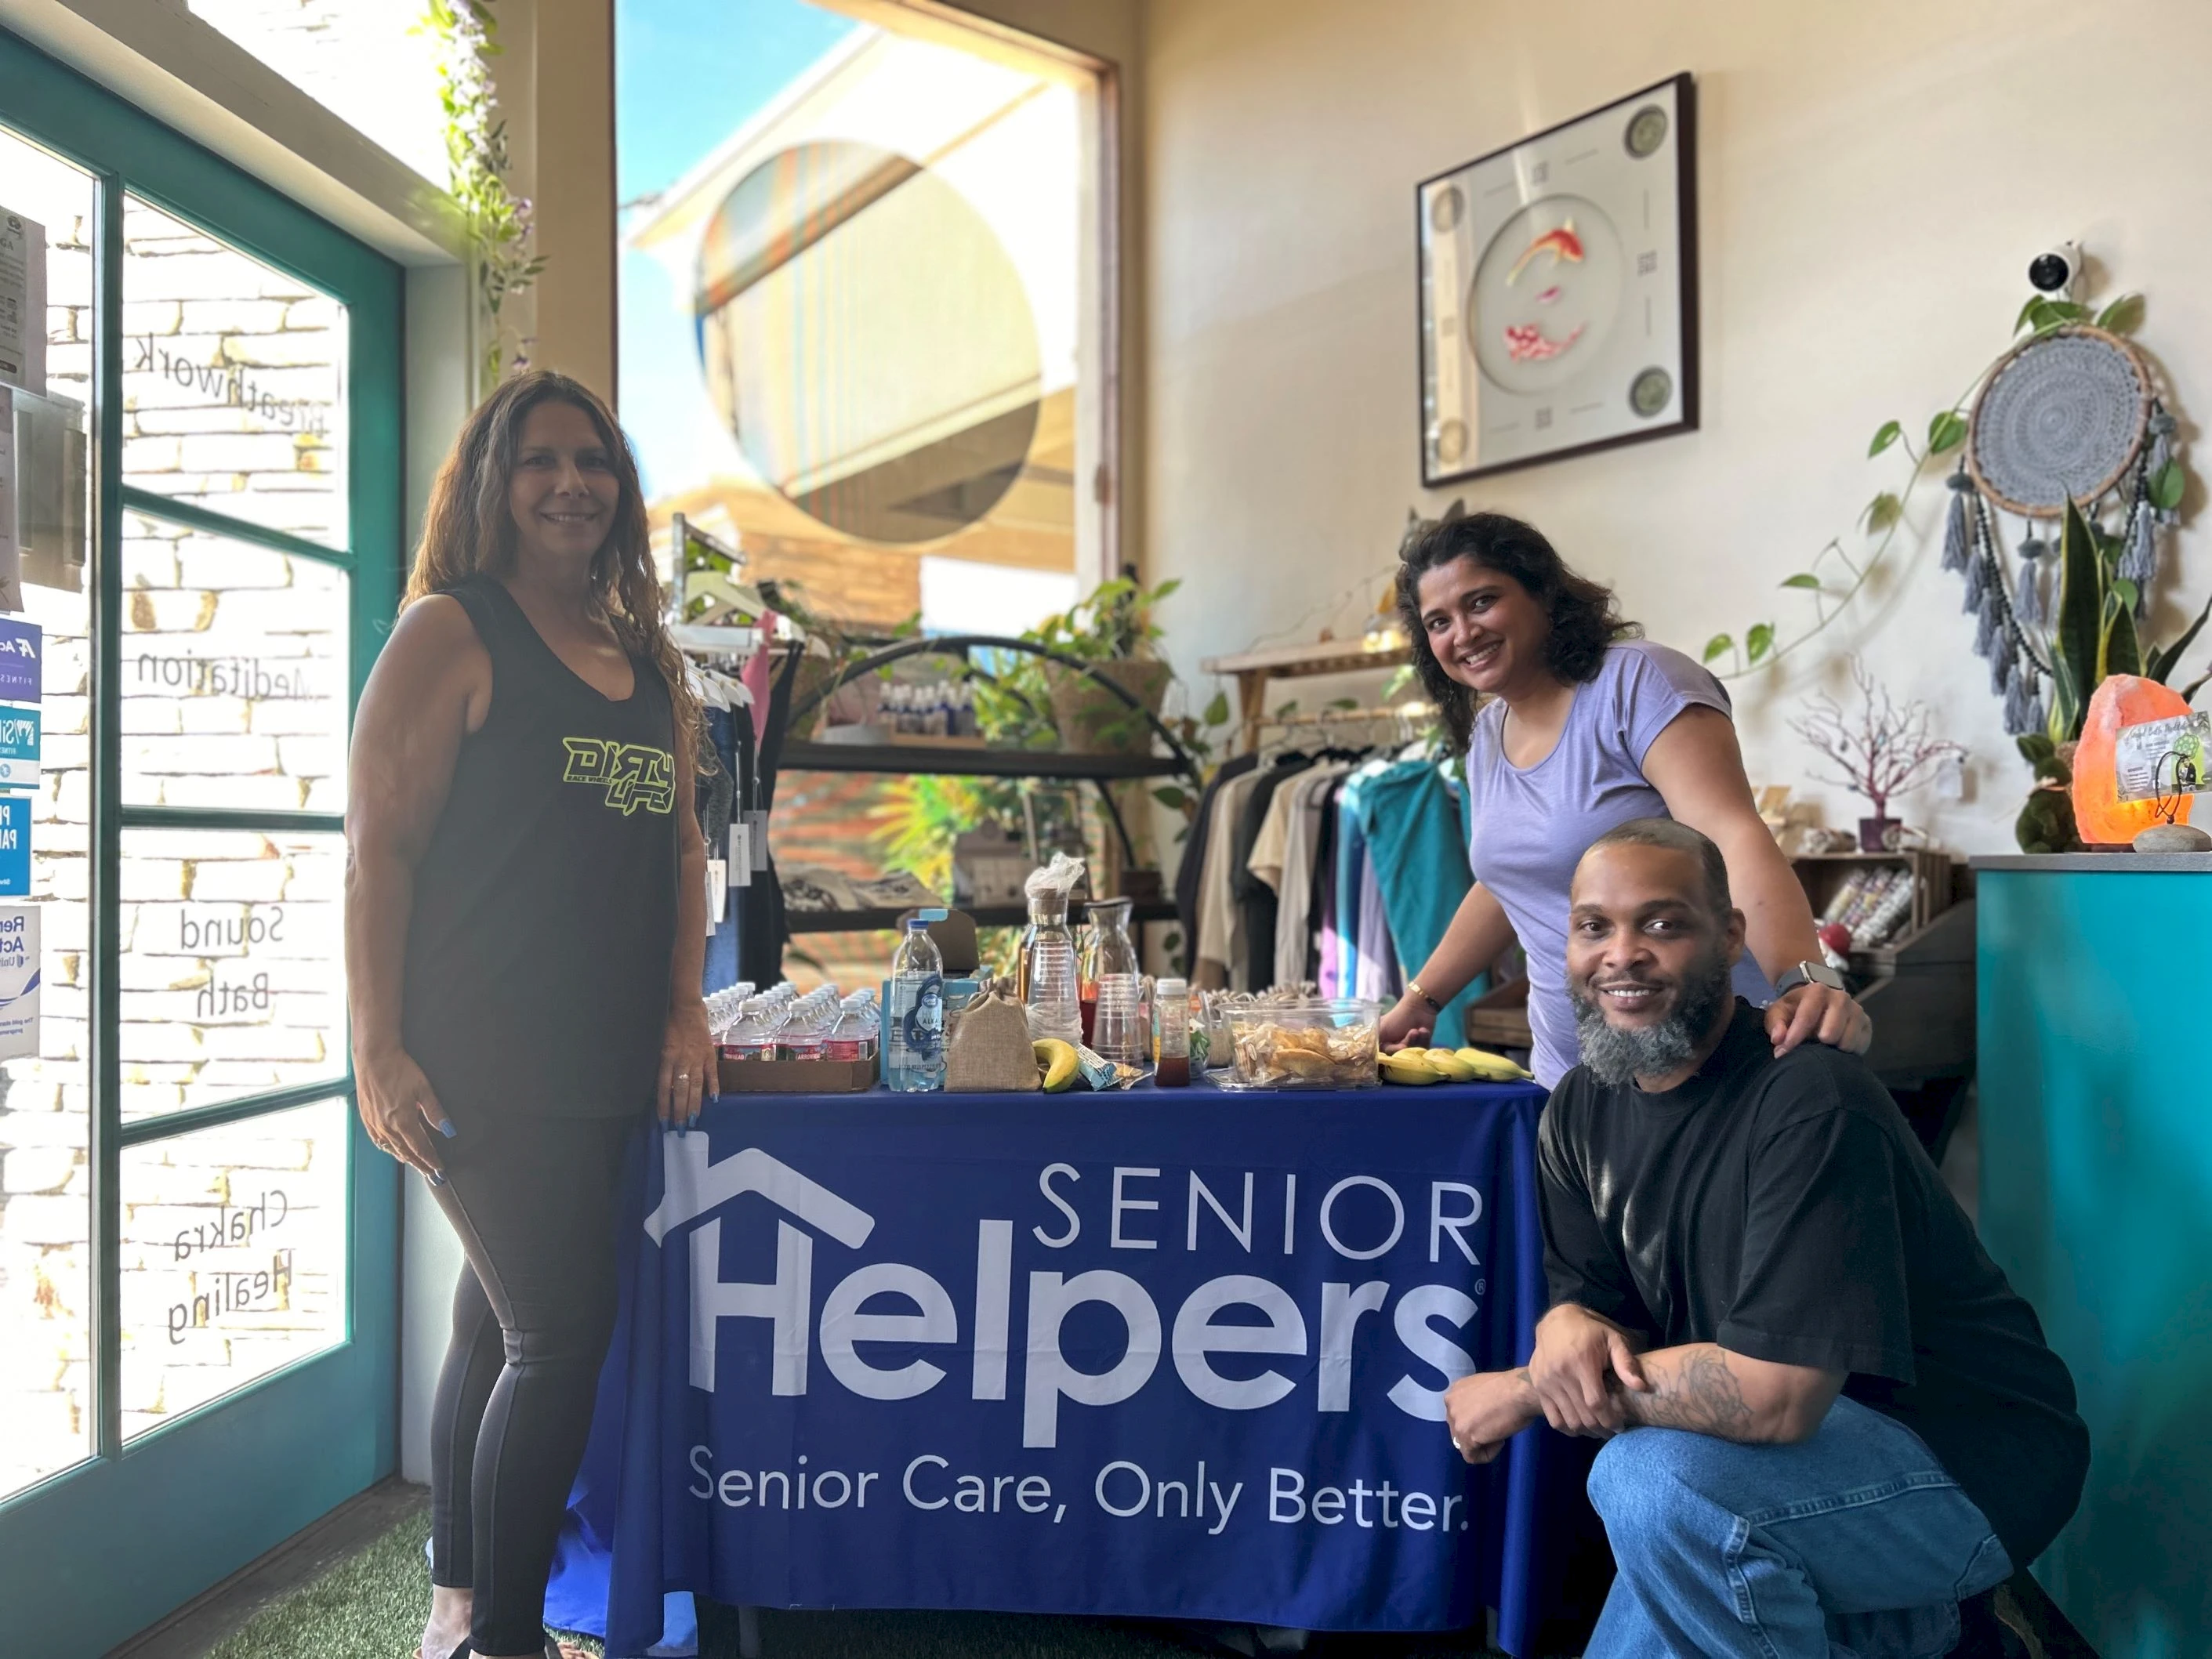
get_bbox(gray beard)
[1571,947,1735,1088]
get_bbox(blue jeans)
[1586,1396,2014,1659]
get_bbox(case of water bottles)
[708,980,884,1093]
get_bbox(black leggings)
[428,1113,637,1655]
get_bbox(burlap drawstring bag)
[945,981,1039,1092]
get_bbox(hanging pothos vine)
[1703,290,2202,703]
[426,0,545,392]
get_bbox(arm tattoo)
[1618,1346,1756,1439]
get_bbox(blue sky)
[615,0,858,495]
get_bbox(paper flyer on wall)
[0,904,38,1062]
[0,208,45,396]
[13,386,85,596]
[0,705,38,791]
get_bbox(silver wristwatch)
[1773,960,1848,996]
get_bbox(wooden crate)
[1463,976,1533,1052]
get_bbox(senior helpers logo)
[644,1138,1491,1451]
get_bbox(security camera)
[2027,241,2082,296]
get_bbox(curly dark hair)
[1394,508,1639,753]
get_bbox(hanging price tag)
[729,822,753,887]
[706,858,728,924]
[742,809,770,871]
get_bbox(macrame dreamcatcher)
[1943,323,2177,737]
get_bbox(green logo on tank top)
[562,738,676,816]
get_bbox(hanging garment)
[700,704,745,995]
[1175,752,1258,977]
[1195,767,1266,989]
[1232,758,1311,991]
[742,645,803,987]
[1309,773,1347,991]
[1354,850,1398,1005]
[1344,756,1479,1046]
[1333,767,1386,998]
[1275,762,1351,989]
[1244,765,1301,894]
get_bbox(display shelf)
[1200,630,1412,754]
[785,897,1179,934]
[781,741,1186,781]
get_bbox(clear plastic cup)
[1091,973,1146,1068]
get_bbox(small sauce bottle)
[1153,977,1191,1088]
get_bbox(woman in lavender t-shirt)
[1377,511,1869,1088]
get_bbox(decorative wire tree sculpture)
[1790,658,1968,850]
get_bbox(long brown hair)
[1394,509,1638,755]
[408,370,700,763]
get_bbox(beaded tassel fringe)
[2120,498,2157,588]
[2003,667,2040,737]
[1942,472,1974,573]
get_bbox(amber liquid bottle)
[1153,976,1191,1087]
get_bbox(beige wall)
[513,0,618,400]
[481,0,618,402]
[1140,0,2212,853]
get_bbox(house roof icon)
[642,1136,876,1249]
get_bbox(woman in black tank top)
[346,371,714,1659]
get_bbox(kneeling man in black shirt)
[1443,818,2087,1658]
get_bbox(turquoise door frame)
[0,28,405,1659]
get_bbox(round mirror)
[694,139,1042,545]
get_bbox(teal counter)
[1974,854,2212,1657]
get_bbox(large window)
[181,0,448,187]
[617,0,1113,636]
[617,1,1120,991]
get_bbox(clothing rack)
[667,511,803,662]
[1246,701,1434,755]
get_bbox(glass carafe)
[1079,897,1140,1045]
[1019,892,1082,1045]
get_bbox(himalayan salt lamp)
[2071,674,2196,847]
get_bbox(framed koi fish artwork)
[1417,73,1698,482]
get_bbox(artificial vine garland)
[427,0,546,392]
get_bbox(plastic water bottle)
[827,991,879,1063]
[781,989,841,1060]
[719,997,780,1064]
[887,918,945,1092]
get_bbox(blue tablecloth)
[547,1080,1580,1657]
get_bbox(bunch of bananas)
[1380,1045,1533,1085]
[1033,1039,1080,1093]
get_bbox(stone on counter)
[2130,824,2212,853]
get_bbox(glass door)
[0,29,403,1658]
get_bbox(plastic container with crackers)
[1217,998,1382,1090]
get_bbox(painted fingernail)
[439,1119,456,1138]
[429,1171,445,1187]
[687,1109,700,1128]
[677,1121,688,1138]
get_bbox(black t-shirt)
[1538,1002,2089,1567]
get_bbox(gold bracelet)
[1407,980,1445,1013]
